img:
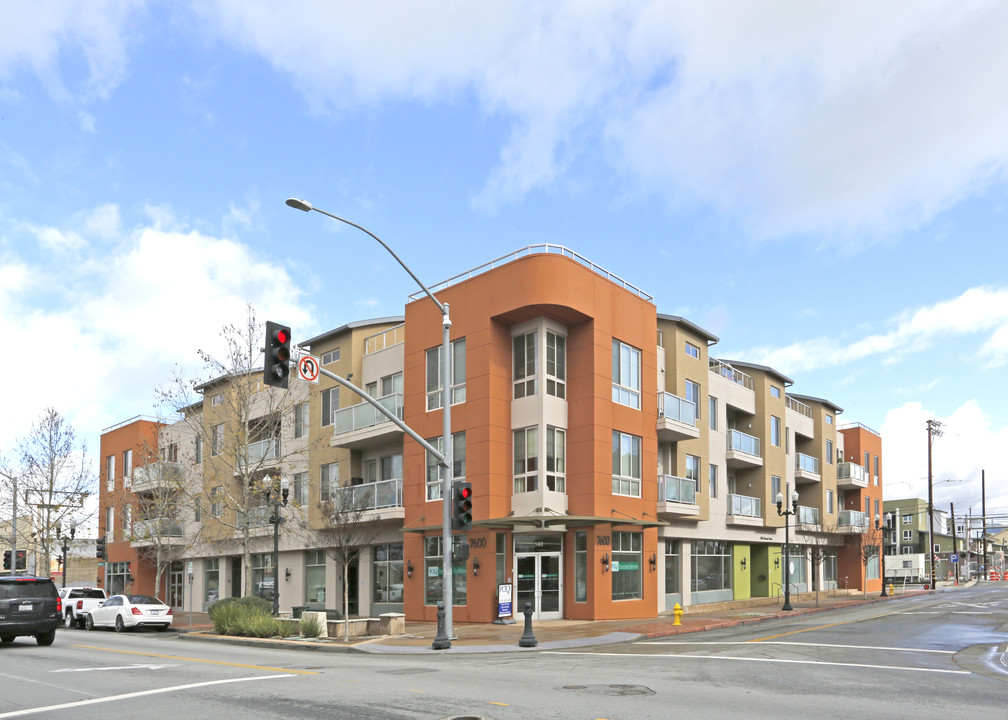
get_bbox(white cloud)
[32,224,85,252]
[742,285,1008,374]
[83,203,121,239]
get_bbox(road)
[1,585,1006,719]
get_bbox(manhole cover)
[562,684,655,696]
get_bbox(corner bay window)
[514,427,538,493]
[513,331,537,398]
[427,338,466,410]
[612,431,642,497]
[611,531,642,601]
[424,536,466,606]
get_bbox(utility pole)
[950,502,959,584]
[926,419,942,589]
[982,469,988,580]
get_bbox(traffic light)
[2,550,9,571]
[14,550,25,570]
[95,537,106,560]
[452,481,473,530]
[263,321,292,389]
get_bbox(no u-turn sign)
[298,354,320,384]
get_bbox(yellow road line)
[747,608,904,643]
[70,644,318,675]
[488,701,509,706]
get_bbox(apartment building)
[100,245,883,621]
[883,498,967,583]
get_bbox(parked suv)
[58,587,108,629]
[0,575,62,646]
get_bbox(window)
[684,380,701,420]
[513,331,537,399]
[426,432,465,500]
[692,540,732,593]
[612,340,641,409]
[612,431,642,497]
[826,489,834,514]
[685,341,700,359]
[122,504,131,533]
[826,439,833,465]
[211,394,223,406]
[575,531,587,602]
[294,402,309,438]
[709,396,717,430]
[211,424,222,457]
[105,507,113,542]
[864,451,870,470]
[665,540,681,596]
[321,387,339,427]
[381,372,403,397]
[106,455,115,491]
[611,531,642,601]
[292,471,308,506]
[771,385,781,399]
[709,465,718,499]
[686,454,701,489]
[251,552,274,600]
[424,535,466,606]
[874,455,879,484]
[305,549,327,603]
[365,381,377,397]
[874,498,880,519]
[903,529,913,541]
[320,462,338,502]
[194,435,203,463]
[204,558,219,603]
[865,497,871,517]
[771,475,781,502]
[322,348,340,365]
[546,331,566,398]
[427,339,466,410]
[496,533,506,585]
[194,497,202,523]
[903,514,912,525]
[513,427,538,493]
[373,543,403,603]
[166,443,178,462]
[546,427,566,492]
[866,552,880,580]
[826,414,833,425]
[902,546,912,555]
[771,416,781,447]
[933,543,940,553]
[210,486,222,518]
[123,449,132,479]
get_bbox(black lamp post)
[267,477,289,617]
[877,512,892,597]
[57,520,77,590]
[776,490,800,611]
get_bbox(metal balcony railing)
[364,323,405,355]
[796,452,820,474]
[786,396,812,418]
[728,494,762,519]
[244,438,279,465]
[727,429,761,457]
[839,510,869,529]
[658,475,697,505]
[709,359,754,391]
[658,392,696,426]
[332,394,403,435]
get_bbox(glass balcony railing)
[796,452,820,474]
[728,494,762,519]
[837,462,869,484]
[242,505,273,528]
[727,429,761,457]
[244,438,279,465]
[798,505,820,525]
[334,478,404,511]
[658,475,697,505]
[709,358,754,391]
[132,517,183,539]
[838,510,869,529]
[658,392,696,426]
[332,394,403,435]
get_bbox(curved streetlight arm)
[286,198,447,316]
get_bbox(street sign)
[298,354,320,384]
[951,554,959,563]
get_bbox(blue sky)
[2,1,1007,526]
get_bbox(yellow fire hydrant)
[673,603,683,626]
[888,583,894,596]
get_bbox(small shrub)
[300,613,324,638]
[207,595,271,620]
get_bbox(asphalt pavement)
[173,581,970,654]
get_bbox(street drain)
[563,684,655,696]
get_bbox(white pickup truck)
[58,587,108,629]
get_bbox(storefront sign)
[498,583,513,618]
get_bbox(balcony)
[797,505,820,527]
[657,392,699,442]
[838,509,869,533]
[657,475,699,518]
[131,517,183,547]
[330,394,403,449]
[131,462,183,494]
[726,429,763,468]
[727,493,763,527]
[242,438,279,466]
[837,462,869,489]
[786,396,814,438]
[331,478,405,522]
[795,452,821,483]
[709,359,756,414]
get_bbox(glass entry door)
[515,553,562,620]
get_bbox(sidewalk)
[176,583,952,654]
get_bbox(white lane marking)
[0,674,293,718]
[545,651,970,675]
[52,664,178,672]
[639,641,954,654]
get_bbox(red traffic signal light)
[452,481,473,530]
[264,321,292,389]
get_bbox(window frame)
[426,432,465,501]
[612,339,642,409]
[513,426,538,493]
[321,387,339,428]
[611,431,642,497]
[427,338,466,410]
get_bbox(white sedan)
[84,594,173,632]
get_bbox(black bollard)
[518,601,537,647]
[432,601,451,649]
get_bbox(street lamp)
[286,197,455,649]
[776,490,800,611]
[267,477,289,617]
[876,512,892,597]
[57,520,77,590]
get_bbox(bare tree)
[157,304,308,598]
[798,518,842,606]
[297,488,384,642]
[852,521,884,599]
[11,408,95,576]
